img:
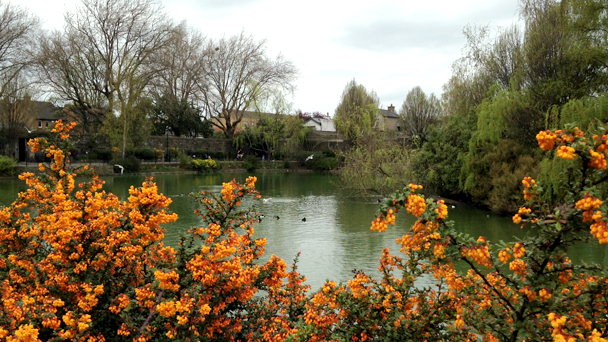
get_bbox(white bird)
[263,198,272,203]
[305,154,314,162]
[114,164,124,175]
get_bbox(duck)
[302,217,306,222]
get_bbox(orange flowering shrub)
[295,124,608,341]
[7,121,608,342]
[0,122,308,342]
[0,121,180,341]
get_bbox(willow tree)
[334,79,412,195]
[333,79,380,142]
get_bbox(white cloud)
[15,0,521,114]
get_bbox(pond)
[1,171,607,291]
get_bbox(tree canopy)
[333,79,380,142]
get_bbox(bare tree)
[36,0,173,151]
[36,30,108,133]
[0,2,39,99]
[0,71,37,156]
[0,2,39,155]
[201,31,298,139]
[399,86,441,147]
[145,22,209,137]
[461,24,524,90]
[148,21,206,103]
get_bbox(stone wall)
[147,136,235,154]
[305,131,352,152]
[69,134,235,154]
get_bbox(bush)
[243,154,260,172]
[133,148,156,161]
[191,158,218,172]
[0,122,307,341]
[176,150,192,169]
[92,150,112,162]
[298,152,339,171]
[310,156,339,171]
[212,130,227,139]
[0,155,15,176]
[322,149,336,158]
[111,155,141,173]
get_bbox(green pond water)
[1,171,607,291]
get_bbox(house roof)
[31,101,63,120]
[379,108,399,119]
[303,118,321,125]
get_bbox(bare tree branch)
[200,31,298,139]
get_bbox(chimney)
[388,104,395,113]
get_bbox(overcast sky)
[18,0,521,115]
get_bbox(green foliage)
[111,156,141,173]
[212,130,227,139]
[191,158,218,172]
[536,154,577,207]
[522,0,608,111]
[176,150,192,169]
[242,154,260,172]
[308,155,339,171]
[461,138,539,212]
[150,94,211,137]
[292,151,316,165]
[413,113,475,197]
[0,155,15,176]
[487,154,538,213]
[101,99,152,151]
[547,95,608,131]
[233,112,308,160]
[428,0,608,209]
[127,148,156,161]
[339,133,412,196]
[457,85,542,209]
[471,85,537,147]
[334,79,380,142]
[321,149,336,158]
[88,150,112,162]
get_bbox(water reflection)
[1,171,606,291]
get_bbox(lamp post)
[165,126,170,162]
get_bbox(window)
[38,120,42,128]
[45,121,49,128]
